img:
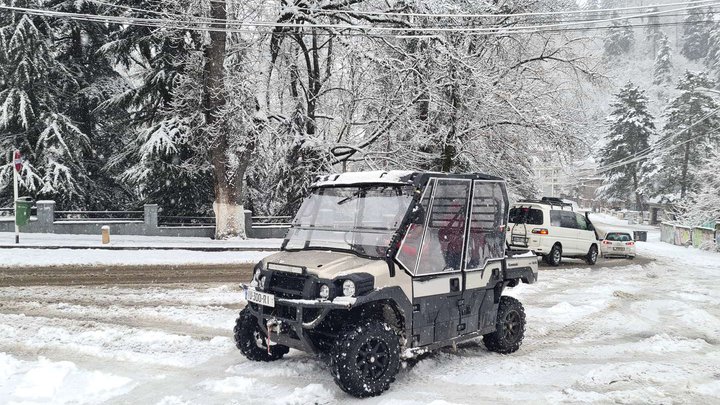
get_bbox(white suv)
[507,198,599,266]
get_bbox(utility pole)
[13,150,21,244]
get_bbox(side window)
[466,181,508,270]
[576,213,588,231]
[560,211,578,229]
[415,179,471,275]
[550,210,562,227]
[397,181,434,274]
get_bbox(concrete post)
[144,204,159,228]
[35,200,55,232]
[244,209,253,238]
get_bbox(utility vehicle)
[235,171,538,397]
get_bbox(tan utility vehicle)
[235,171,538,397]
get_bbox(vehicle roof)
[311,170,504,188]
[605,229,633,235]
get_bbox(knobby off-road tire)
[331,320,401,398]
[545,244,562,266]
[234,308,289,362]
[585,244,599,265]
[483,296,526,354]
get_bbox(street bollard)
[101,225,110,244]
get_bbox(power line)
[593,106,720,174]
[86,0,720,30]
[203,0,716,19]
[1,1,716,34]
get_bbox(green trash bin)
[15,197,33,226]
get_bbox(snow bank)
[0,354,134,404]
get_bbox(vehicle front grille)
[269,272,306,299]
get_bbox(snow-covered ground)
[1,219,719,403]
[0,232,283,249]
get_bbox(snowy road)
[1,230,719,403]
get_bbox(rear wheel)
[483,296,526,354]
[234,308,289,362]
[585,245,598,265]
[331,320,400,398]
[545,244,562,266]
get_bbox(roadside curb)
[0,262,256,286]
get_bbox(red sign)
[13,150,22,172]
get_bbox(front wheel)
[585,245,598,265]
[331,320,401,398]
[483,296,526,354]
[234,308,289,362]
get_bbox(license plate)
[613,247,625,251]
[512,236,525,244]
[246,288,275,307]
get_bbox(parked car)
[235,171,538,398]
[600,231,636,259]
[507,197,599,266]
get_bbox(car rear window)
[606,233,632,241]
[509,207,543,225]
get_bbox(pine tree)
[598,83,656,211]
[604,12,634,58]
[0,2,110,208]
[681,6,712,61]
[705,21,720,85]
[99,1,213,216]
[653,34,673,85]
[658,71,720,199]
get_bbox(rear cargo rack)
[516,197,574,211]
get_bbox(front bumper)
[242,284,356,354]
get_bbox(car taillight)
[626,242,635,246]
[531,228,548,235]
[602,240,612,245]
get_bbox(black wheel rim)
[355,338,390,380]
[502,310,521,342]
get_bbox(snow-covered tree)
[656,71,720,199]
[604,13,634,58]
[680,6,712,61]
[705,21,720,86]
[675,147,720,230]
[0,1,120,209]
[653,34,673,85]
[99,1,214,217]
[598,83,656,211]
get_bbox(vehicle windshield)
[605,232,632,241]
[284,185,415,258]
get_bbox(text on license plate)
[613,247,625,251]
[246,288,275,307]
[512,236,525,243]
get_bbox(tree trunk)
[203,0,247,239]
[680,128,691,199]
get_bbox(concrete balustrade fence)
[0,201,290,239]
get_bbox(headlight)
[319,284,330,299]
[250,265,262,287]
[342,280,356,297]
